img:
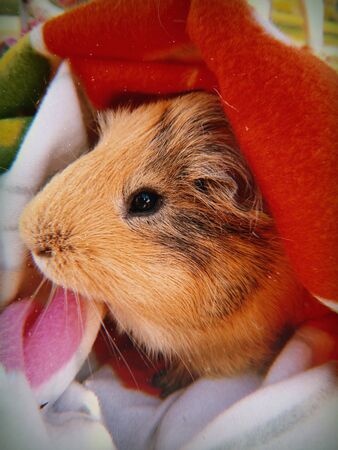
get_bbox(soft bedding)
[0,1,338,449]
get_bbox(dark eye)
[194,178,208,192]
[128,190,163,216]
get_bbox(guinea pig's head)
[20,92,300,370]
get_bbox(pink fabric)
[0,289,85,387]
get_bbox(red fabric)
[42,0,338,304]
[44,0,191,60]
[70,59,217,109]
[187,0,338,301]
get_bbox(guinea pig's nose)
[31,230,69,259]
[35,246,53,258]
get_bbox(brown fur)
[19,92,306,385]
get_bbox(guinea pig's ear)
[204,137,264,215]
[210,144,267,221]
[210,99,267,214]
[180,92,261,209]
[227,161,263,213]
[177,92,265,218]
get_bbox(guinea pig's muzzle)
[20,192,73,263]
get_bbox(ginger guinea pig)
[20,92,307,388]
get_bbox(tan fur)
[20,92,308,384]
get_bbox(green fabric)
[0,35,51,118]
[0,0,20,15]
[0,116,33,173]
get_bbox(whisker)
[124,329,157,371]
[98,323,118,361]
[74,289,94,379]
[168,346,195,384]
[31,282,57,338]
[63,287,69,339]
[67,276,119,382]
[28,275,48,303]
[64,267,97,380]
[88,300,140,390]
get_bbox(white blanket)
[1,336,338,450]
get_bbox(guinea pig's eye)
[128,190,163,216]
[194,178,208,192]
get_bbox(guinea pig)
[19,92,310,389]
